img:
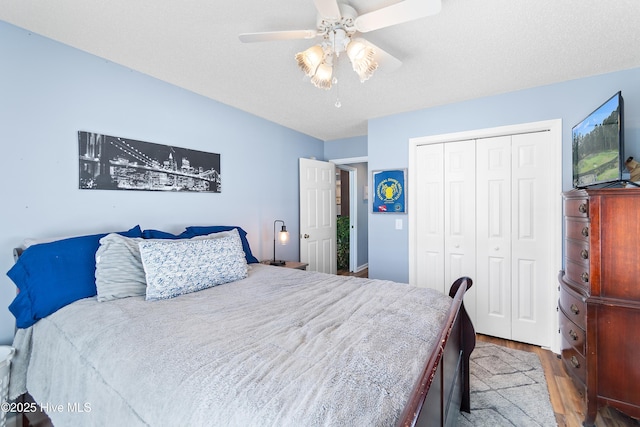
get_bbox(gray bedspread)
[10,265,452,426]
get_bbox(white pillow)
[140,231,248,301]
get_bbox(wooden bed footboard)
[397,276,476,427]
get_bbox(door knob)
[303,234,310,239]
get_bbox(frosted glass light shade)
[295,45,324,77]
[347,39,378,82]
[311,62,333,90]
[278,229,289,245]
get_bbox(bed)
[6,225,475,426]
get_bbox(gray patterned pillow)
[140,232,248,301]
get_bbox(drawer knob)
[581,227,589,237]
[571,304,580,315]
[570,356,581,369]
[578,203,588,214]
[569,329,579,341]
[580,249,589,260]
[581,272,589,283]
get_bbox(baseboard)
[355,263,368,273]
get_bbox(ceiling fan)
[239,0,442,91]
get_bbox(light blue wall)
[324,135,367,159]
[368,67,640,282]
[0,21,323,344]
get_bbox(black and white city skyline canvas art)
[78,131,221,193]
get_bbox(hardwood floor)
[478,334,640,427]
[336,267,368,278]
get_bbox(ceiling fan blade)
[354,0,441,33]
[239,30,318,43]
[365,40,402,74]
[314,0,342,20]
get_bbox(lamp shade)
[311,62,333,90]
[296,45,324,77]
[347,38,378,82]
[278,227,289,245]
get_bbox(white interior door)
[415,144,445,292]
[444,140,477,323]
[510,131,553,346]
[476,135,512,339]
[299,158,337,274]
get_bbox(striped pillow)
[95,234,146,302]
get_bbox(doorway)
[332,157,368,274]
[336,166,353,273]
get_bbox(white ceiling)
[2,0,640,141]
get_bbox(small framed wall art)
[372,169,406,213]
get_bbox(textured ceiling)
[1,0,639,141]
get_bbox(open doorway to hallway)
[334,160,368,274]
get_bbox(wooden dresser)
[559,188,640,426]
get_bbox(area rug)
[457,341,557,426]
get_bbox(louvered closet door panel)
[415,144,445,292]
[476,136,512,339]
[444,140,477,323]
[510,131,553,346]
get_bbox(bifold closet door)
[415,144,445,292]
[415,141,476,323]
[509,131,553,346]
[476,132,553,346]
[443,140,476,322]
[476,136,513,339]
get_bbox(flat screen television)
[572,91,624,188]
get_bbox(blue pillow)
[141,229,182,239]
[7,225,142,328]
[180,226,259,264]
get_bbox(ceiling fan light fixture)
[295,44,325,76]
[347,38,378,82]
[311,62,333,90]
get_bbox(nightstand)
[261,261,308,270]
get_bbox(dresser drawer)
[560,312,585,355]
[564,198,590,218]
[565,218,590,242]
[566,239,590,266]
[561,335,587,389]
[559,285,586,330]
[564,259,590,291]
